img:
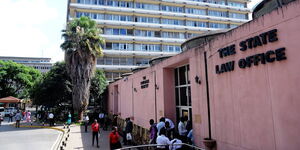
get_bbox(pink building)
[107,0,300,149]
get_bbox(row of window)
[76,7,247,19]
[77,0,245,8]
[33,66,52,70]
[105,72,122,81]
[104,28,202,39]
[98,57,149,66]
[105,42,182,52]
[76,12,242,28]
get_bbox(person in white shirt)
[83,114,89,132]
[169,132,183,150]
[156,127,170,150]
[165,118,175,129]
[156,117,166,136]
[48,112,54,126]
[178,117,187,142]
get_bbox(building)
[107,0,300,149]
[0,56,52,73]
[67,0,250,81]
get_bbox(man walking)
[15,111,22,128]
[48,112,54,126]
[8,111,14,123]
[91,119,100,148]
[83,114,89,132]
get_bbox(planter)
[203,138,216,150]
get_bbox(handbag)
[126,133,132,140]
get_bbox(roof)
[0,96,21,103]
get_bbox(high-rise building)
[67,0,250,81]
[0,56,52,73]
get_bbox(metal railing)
[116,143,205,150]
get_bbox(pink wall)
[108,1,300,149]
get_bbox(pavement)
[65,125,111,150]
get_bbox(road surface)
[0,118,61,150]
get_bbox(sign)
[215,29,287,74]
[140,76,149,89]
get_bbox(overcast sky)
[0,0,262,63]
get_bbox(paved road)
[0,118,61,150]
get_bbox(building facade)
[0,56,52,73]
[67,0,250,81]
[107,0,300,149]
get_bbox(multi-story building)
[0,56,52,73]
[67,0,250,81]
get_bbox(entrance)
[174,65,192,123]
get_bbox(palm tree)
[61,16,105,120]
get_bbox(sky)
[0,0,262,63]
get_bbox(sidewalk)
[65,125,111,150]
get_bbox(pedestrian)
[125,117,133,145]
[48,112,54,126]
[0,113,3,126]
[103,113,109,130]
[99,112,104,125]
[169,132,183,150]
[156,117,165,136]
[165,121,173,139]
[15,111,22,128]
[83,113,89,132]
[122,118,128,145]
[67,112,72,125]
[178,117,187,143]
[109,126,122,150]
[156,127,170,150]
[91,119,100,148]
[8,111,14,123]
[26,111,31,123]
[187,129,194,145]
[149,119,158,144]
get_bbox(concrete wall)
[108,1,300,149]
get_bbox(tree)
[90,69,108,107]
[30,62,72,107]
[60,16,105,120]
[0,60,41,98]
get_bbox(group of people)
[149,117,193,150]
[0,110,31,128]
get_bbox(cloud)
[0,0,65,62]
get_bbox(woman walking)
[109,127,122,150]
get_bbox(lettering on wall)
[140,76,149,89]
[215,29,287,74]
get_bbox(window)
[228,1,245,8]
[161,19,184,25]
[161,5,183,13]
[186,21,207,27]
[208,10,227,17]
[209,23,228,29]
[229,12,246,19]
[162,45,181,52]
[135,3,159,10]
[185,8,206,15]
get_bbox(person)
[149,119,158,144]
[91,119,100,148]
[67,112,72,125]
[178,117,187,143]
[156,117,165,136]
[15,111,22,128]
[8,111,14,123]
[0,113,3,126]
[26,111,31,123]
[169,132,183,150]
[48,112,54,126]
[112,115,118,127]
[109,126,122,150]
[83,114,89,132]
[122,118,128,145]
[125,117,133,145]
[165,121,173,139]
[165,118,175,130]
[187,129,194,145]
[99,112,104,125]
[156,127,170,150]
[103,113,109,131]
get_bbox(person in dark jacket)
[125,117,133,145]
